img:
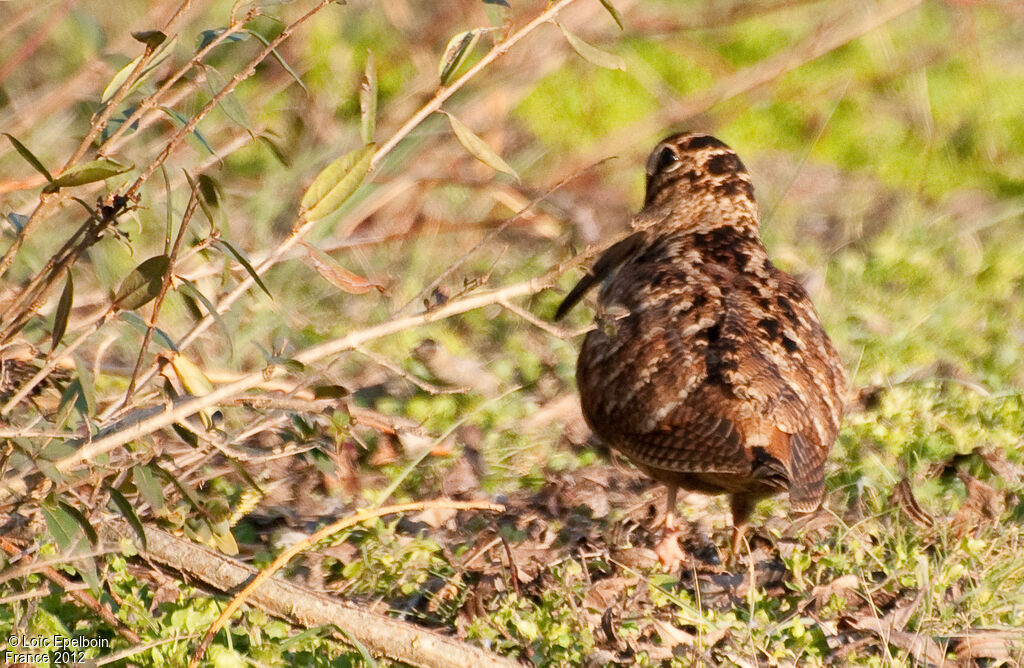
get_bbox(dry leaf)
[890,477,934,529]
[302,241,387,294]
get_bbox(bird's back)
[576,222,846,509]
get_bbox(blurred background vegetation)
[1,0,1023,665]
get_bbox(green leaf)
[168,352,214,397]
[558,24,625,70]
[106,485,148,550]
[42,500,80,551]
[72,354,96,416]
[47,158,133,190]
[51,272,73,351]
[133,465,165,511]
[443,112,518,180]
[300,143,375,222]
[118,311,176,350]
[131,30,167,49]
[197,173,221,208]
[599,0,625,30]
[313,384,349,399]
[360,51,377,143]
[178,279,232,353]
[160,107,215,155]
[197,28,247,51]
[213,239,272,298]
[58,500,98,546]
[100,37,176,103]
[172,422,199,448]
[112,254,169,311]
[3,133,53,182]
[245,29,307,93]
[439,29,486,85]
[203,64,250,129]
[102,55,143,103]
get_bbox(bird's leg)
[655,484,687,570]
[727,495,752,568]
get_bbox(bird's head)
[643,133,756,215]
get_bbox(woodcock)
[555,133,846,567]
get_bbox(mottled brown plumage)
[556,133,846,565]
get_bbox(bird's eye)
[649,146,681,175]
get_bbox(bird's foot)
[654,528,687,571]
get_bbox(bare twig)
[122,178,201,404]
[102,0,586,414]
[187,499,505,667]
[0,536,141,644]
[0,228,630,498]
[98,517,517,668]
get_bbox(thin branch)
[122,0,337,202]
[0,536,141,644]
[97,15,255,158]
[98,518,516,668]
[369,0,579,171]
[498,297,593,339]
[102,0,586,415]
[0,228,630,497]
[122,178,201,404]
[188,498,504,667]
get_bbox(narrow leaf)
[152,462,205,517]
[178,279,232,352]
[313,384,349,399]
[106,486,148,550]
[443,112,518,180]
[102,55,143,103]
[213,239,272,298]
[133,466,165,511]
[599,0,625,30]
[131,30,167,49]
[300,143,375,222]
[4,133,53,182]
[258,134,291,167]
[203,64,250,129]
[48,158,133,189]
[42,501,80,551]
[101,37,176,103]
[112,254,169,312]
[59,501,98,546]
[245,29,307,92]
[72,354,96,416]
[302,241,387,294]
[172,423,199,447]
[168,352,214,397]
[197,28,247,51]
[160,107,215,155]
[5,212,27,233]
[439,29,485,85]
[118,312,176,350]
[51,272,74,351]
[559,24,625,70]
[359,51,378,143]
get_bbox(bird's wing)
[713,266,846,506]
[554,232,644,321]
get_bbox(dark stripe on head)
[706,152,745,176]
[683,135,729,151]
